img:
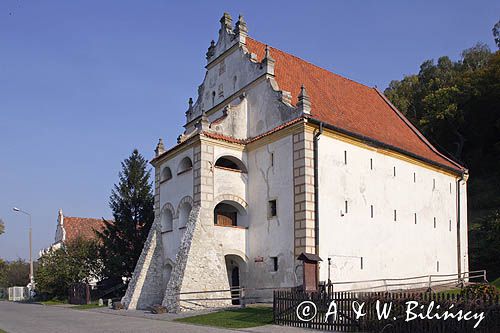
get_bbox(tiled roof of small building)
[245,37,464,173]
[64,216,107,242]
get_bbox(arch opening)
[215,156,247,173]
[161,209,173,232]
[161,167,172,182]
[177,157,193,175]
[214,200,247,227]
[224,254,247,305]
[178,202,192,229]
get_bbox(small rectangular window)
[268,200,277,218]
[271,152,274,166]
[370,205,374,218]
[414,213,417,224]
[433,179,436,190]
[360,257,364,270]
[344,150,347,164]
[450,183,452,193]
[437,261,440,272]
[393,166,396,177]
[370,158,373,170]
[271,257,278,272]
[345,200,348,214]
[394,209,397,221]
[413,172,416,183]
[449,219,452,232]
[433,217,436,229]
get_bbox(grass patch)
[0,329,8,333]
[71,302,103,310]
[175,306,273,329]
[41,299,68,305]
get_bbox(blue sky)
[0,0,498,260]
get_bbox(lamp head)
[13,207,20,212]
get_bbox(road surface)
[0,301,315,333]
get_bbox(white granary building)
[122,13,468,311]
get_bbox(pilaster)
[293,126,316,255]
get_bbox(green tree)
[385,43,500,280]
[469,210,500,280]
[0,259,30,288]
[97,149,154,280]
[35,237,101,299]
[0,218,5,235]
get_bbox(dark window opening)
[268,200,277,218]
[413,172,416,183]
[370,205,374,218]
[271,257,278,272]
[214,156,247,172]
[414,213,417,224]
[370,158,373,170]
[214,203,238,226]
[393,166,396,177]
[345,200,348,214]
[433,217,436,229]
[178,157,193,174]
[360,257,364,270]
[394,209,397,221]
[344,151,347,164]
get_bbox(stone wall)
[121,219,164,310]
[162,205,231,312]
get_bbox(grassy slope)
[175,306,273,329]
[492,277,500,290]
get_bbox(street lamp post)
[13,207,34,291]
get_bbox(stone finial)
[206,40,215,60]
[234,14,248,37]
[58,209,64,225]
[262,45,275,75]
[220,12,232,31]
[297,84,311,114]
[185,97,194,117]
[196,111,210,132]
[155,138,165,157]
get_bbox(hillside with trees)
[384,22,500,280]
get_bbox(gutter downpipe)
[313,122,323,256]
[456,171,466,286]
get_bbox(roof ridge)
[246,37,372,91]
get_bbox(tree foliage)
[385,39,500,279]
[0,258,30,288]
[0,218,4,235]
[97,149,154,280]
[35,237,101,299]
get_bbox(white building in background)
[122,13,468,311]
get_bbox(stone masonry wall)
[122,165,165,310]
[293,128,316,256]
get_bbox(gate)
[68,283,90,305]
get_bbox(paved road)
[0,301,318,333]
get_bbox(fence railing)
[324,270,487,293]
[274,289,500,332]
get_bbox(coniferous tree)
[97,149,154,281]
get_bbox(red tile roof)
[64,216,107,242]
[204,116,304,144]
[245,38,464,173]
